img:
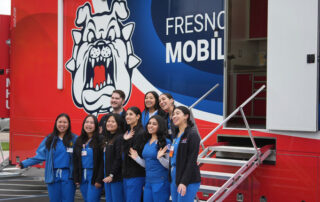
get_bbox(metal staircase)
[198,143,273,201]
[194,85,274,202]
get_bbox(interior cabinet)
[249,0,268,38]
[236,73,266,118]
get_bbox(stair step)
[210,146,257,154]
[200,170,234,180]
[199,185,220,194]
[198,157,247,166]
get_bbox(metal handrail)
[189,83,219,109]
[240,108,259,154]
[200,85,266,146]
[188,83,220,150]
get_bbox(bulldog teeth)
[96,57,99,63]
[95,84,99,91]
[91,58,95,68]
[100,83,103,89]
[86,83,89,88]
[106,58,110,68]
[90,78,93,88]
[107,74,112,85]
[103,81,106,86]
[100,56,103,61]
[103,58,106,62]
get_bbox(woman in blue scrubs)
[101,113,125,202]
[122,106,146,202]
[18,113,77,202]
[73,115,103,202]
[169,106,201,202]
[141,91,165,128]
[159,93,176,141]
[129,115,170,202]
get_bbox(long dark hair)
[101,113,125,146]
[126,106,143,130]
[160,93,174,106]
[160,93,175,117]
[76,115,100,148]
[146,115,167,150]
[144,91,160,111]
[45,113,73,150]
[173,106,194,127]
[144,91,166,117]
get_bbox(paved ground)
[0,167,106,201]
[0,132,9,142]
[0,132,104,201]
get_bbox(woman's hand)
[177,184,187,196]
[15,164,22,169]
[94,182,102,188]
[157,145,168,159]
[123,130,135,140]
[129,148,138,160]
[103,176,113,183]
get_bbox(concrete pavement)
[0,132,9,142]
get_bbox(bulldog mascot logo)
[66,1,141,115]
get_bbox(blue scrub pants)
[123,177,145,202]
[104,181,124,202]
[144,181,170,202]
[47,168,75,202]
[170,167,200,202]
[80,168,102,202]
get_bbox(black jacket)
[169,126,201,186]
[73,135,104,185]
[122,125,146,178]
[103,133,122,182]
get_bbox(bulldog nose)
[97,41,105,50]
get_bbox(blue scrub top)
[141,110,158,128]
[81,139,94,169]
[142,139,170,183]
[53,138,70,169]
[170,134,183,168]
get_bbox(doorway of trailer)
[224,0,268,129]
[225,0,319,131]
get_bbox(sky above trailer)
[0,0,11,15]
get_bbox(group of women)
[18,91,201,202]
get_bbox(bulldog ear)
[66,59,75,72]
[112,0,129,20]
[76,3,92,27]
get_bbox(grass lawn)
[0,142,9,151]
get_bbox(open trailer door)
[267,0,319,131]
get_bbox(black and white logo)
[66,1,141,115]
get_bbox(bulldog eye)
[107,29,115,41]
[88,31,96,43]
